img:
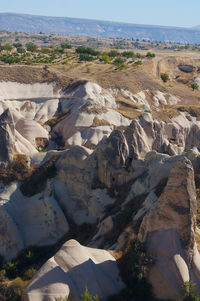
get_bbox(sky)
[0,0,200,28]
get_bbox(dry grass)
[152,105,180,122]
[91,116,110,127]
[115,94,143,119]
[20,155,58,197]
[177,105,200,120]
[115,105,143,120]
[0,153,31,184]
[81,100,108,114]
[153,104,200,122]
[45,109,70,127]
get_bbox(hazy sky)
[0,0,200,28]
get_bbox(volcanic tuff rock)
[1,80,200,300]
[0,109,15,163]
[1,81,200,161]
[0,181,69,260]
[138,158,199,300]
[93,130,130,188]
[23,239,125,301]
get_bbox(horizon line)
[0,11,198,31]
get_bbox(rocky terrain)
[0,49,200,301]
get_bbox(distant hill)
[193,26,200,30]
[0,12,200,44]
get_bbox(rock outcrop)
[0,181,69,260]
[93,130,130,187]
[138,158,199,300]
[23,239,125,301]
[0,109,15,163]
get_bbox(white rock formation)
[138,158,200,300]
[0,181,69,260]
[23,239,124,301]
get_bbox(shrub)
[61,43,72,49]
[0,153,30,184]
[101,54,110,63]
[41,47,50,54]
[17,47,25,54]
[0,277,30,301]
[79,54,94,61]
[23,268,37,280]
[76,46,99,56]
[191,83,199,90]
[0,55,19,64]
[134,60,142,66]
[108,50,119,58]
[146,52,155,58]
[161,72,170,82]
[2,44,13,51]
[20,156,57,197]
[182,281,200,301]
[113,57,124,65]
[113,57,126,70]
[81,287,99,301]
[26,42,37,52]
[13,43,22,48]
[136,53,142,58]
[122,51,134,58]
[108,240,154,301]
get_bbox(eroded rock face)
[2,80,200,301]
[0,181,69,260]
[123,112,200,159]
[23,239,125,301]
[0,109,15,163]
[93,130,130,187]
[138,158,199,300]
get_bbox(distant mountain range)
[0,12,200,44]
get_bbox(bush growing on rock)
[81,287,99,301]
[182,281,200,301]
[109,239,154,301]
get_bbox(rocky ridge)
[0,80,200,300]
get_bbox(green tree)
[79,54,94,61]
[17,47,25,54]
[101,54,110,63]
[26,42,37,52]
[76,46,99,56]
[2,44,12,51]
[61,43,72,49]
[81,287,99,301]
[182,281,200,301]
[161,72,170,82]
[122,51,134,58]
[191,83,199,91]
[146,52,155,58]
[108,50,119,58]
